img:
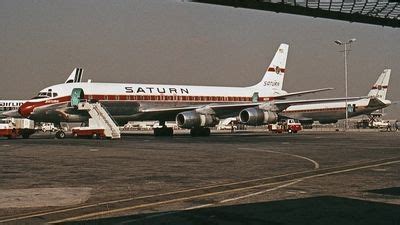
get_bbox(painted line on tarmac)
[1,165,316,223]
[184,179,302,210]
[0,178,290,223]
[4,157,398,224]
[238,147,320,169]
[47,159,400,224]
[184,203,215,210]
[47,180,292,224]
[219,179,302,203]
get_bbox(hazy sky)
[1,0,399,117]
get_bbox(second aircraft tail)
[367,69,391,100]
[65,68,84,83]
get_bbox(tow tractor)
[268,119,302,133]
[0,118,35,139]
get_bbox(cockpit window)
[31,90,59,99]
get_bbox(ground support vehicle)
[0,118,35,139]
[268,119,302,133]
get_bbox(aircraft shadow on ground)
[368,187,400,196]
[64,195,400,225]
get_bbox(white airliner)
[0,100,25,118]
[280,69,392,124]
[0,68,84,118]
[19,43,352,137]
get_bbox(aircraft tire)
[55,131,66,139]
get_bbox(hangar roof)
[191,0,400,27]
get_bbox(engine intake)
[239,107,278,126]
[176,111,219,129]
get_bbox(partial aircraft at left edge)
[0,68,84,118]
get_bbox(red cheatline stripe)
[267,67,286,73]
[371,85,388,90]
[27,94,275,108]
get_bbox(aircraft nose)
[18,102,35,118]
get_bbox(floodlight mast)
[334,38,357,131]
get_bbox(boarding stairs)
[77,102,121,139]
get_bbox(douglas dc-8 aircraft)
[0,68,84,118]
[281,69,392,124]
[19,43,360,137]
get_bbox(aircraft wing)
[137,103,260,121]
[273,88,333,99]
[138,96,365,121]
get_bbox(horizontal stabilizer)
[274,87,334,99]
[367,97,389,108]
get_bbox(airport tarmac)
[0,131,400,224]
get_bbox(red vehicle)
[285,119,302,133]
[72,127,106,139]
[268,119,302,133]
[0,118,36,139]
[0,127,18,139]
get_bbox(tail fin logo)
[266,66,285,75]
[275,66,281,74]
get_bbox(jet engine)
[239,107,278,126]
[176,111,219,129]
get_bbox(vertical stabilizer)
[368,69,391,100]
[251,43,289,91]
[65,68,84,83]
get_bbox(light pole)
[334,38,356,131]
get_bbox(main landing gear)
[153,122,173,137]
[190,127,210,137]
